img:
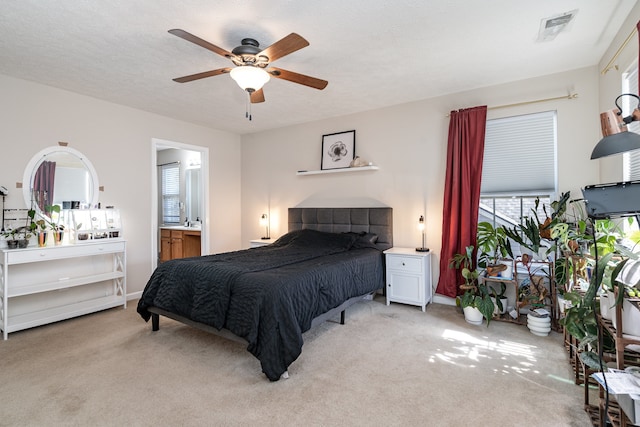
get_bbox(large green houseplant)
[559,217,637,370]
[450,245,495,325]
[477,221,513,275]
[503,191,571,259]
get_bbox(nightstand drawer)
[387,255,423,273]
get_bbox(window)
[480,111,557,229]
[161,163,180,224]
[620,61,640,235]
[623,60,640,181]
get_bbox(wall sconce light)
[416,215,429,252]
[260,213,270,240]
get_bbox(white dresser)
[0,240,126,339]
[384,247,432,312]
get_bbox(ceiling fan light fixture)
[230,66,270,92]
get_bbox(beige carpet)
[0,296,592,426]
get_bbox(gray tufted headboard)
[288,207,393,251]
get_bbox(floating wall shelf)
[296,166,379,176]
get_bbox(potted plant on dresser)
[44,204,64,245]
[2,227,23,249]
[450,245,494,325]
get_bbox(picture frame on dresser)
[321,130,355,170]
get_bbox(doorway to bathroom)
[150,138,209,270]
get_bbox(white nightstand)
[250,238,276,248]
[384,247,432,311]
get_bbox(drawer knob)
[402,262,405,266]
[388,284,391,287]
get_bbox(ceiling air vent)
[537,9,578,42]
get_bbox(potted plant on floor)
[450,245,494,325]
[560,217,634,369]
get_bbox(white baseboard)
[433,293,456,306]
[127,291,142,301]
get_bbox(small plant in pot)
[2,225,32,249]
[489,281,509,315]
[44,204,64,245]
[2,227,21,249]
[517,252,551,311]
[17,227,32,248]
[34,218,48,247]
[450,245,495,326]
[2,207,39,249]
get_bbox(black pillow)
[343,231,379,249]
[273,229,357,250]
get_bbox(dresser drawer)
[386,255,423,273]
[6,241,126,264]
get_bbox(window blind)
[481,111,557,194]
[161,164,180,224]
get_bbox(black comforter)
[137,229,384,380]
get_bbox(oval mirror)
[22,146,99,215]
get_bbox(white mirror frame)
[22,146,99,212]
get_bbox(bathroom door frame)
[150,138,210,271]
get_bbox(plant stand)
[482,273,524,325]
[482,259,524,325]
[482,257,557,328]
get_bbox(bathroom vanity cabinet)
[160,227,201,262]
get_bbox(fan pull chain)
[245,91,252,121]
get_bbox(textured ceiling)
[0,1,636,135]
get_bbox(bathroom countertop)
[160,225,201,232]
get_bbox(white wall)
[241,66,601,297]
[5,4,635,299]
[0,74,242,295]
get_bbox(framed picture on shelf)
[321,130,355,170]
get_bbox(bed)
[137,207,393,381]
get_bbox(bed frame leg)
[151,313,159,331]
[340,310,345,325]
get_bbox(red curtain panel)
[435,106,487,298]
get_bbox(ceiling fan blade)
[267,67,328,90]
[250,89,265,103]
[169,29,234,59]
[173,68,231,83]
[259,33,309,62]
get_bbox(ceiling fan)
[169,29,328,105]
